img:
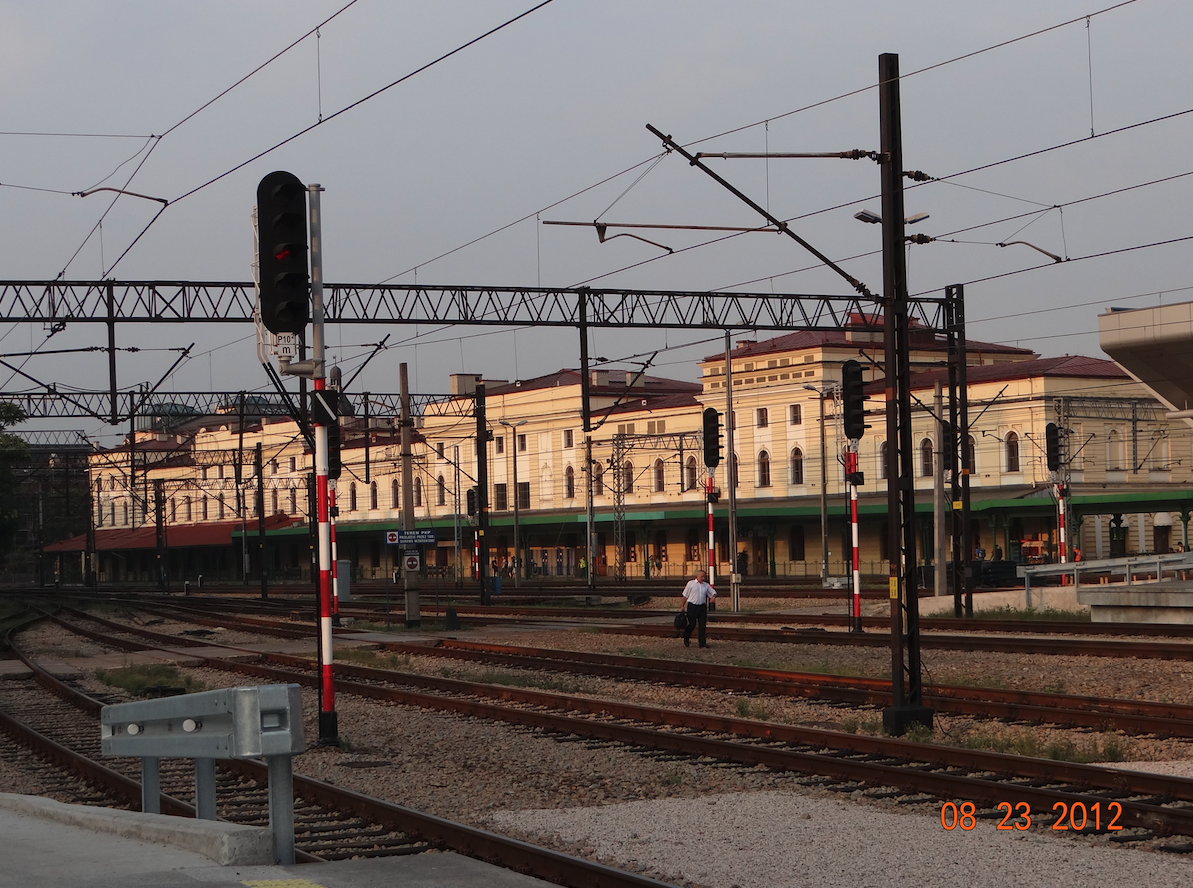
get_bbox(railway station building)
[47,315,1193,588]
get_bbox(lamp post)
[498,418,528,587]
[804,383,835,587]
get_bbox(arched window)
[1107,429,1124,471]
[565,466,575,499]
[685,456,698,491]
[349,482,358,511]
[413,477,422,507]
[966,435,977,473]
[880,441,889,480]
[623,461,634,493]
[97,500,105,527]
[370,481,379,510]
[1005,431,1020,473]
[217,495,225,519]
[920,437,934,477]
[653,459,665,492]
[122,502,130,524]
[288,486,297,514]
[790,447,804,485]
[391,479,400,508]
[731,453,739,489]
[436,475,446,506]
[182,496,191,522]
[594,463,604,496]
[201,498,208,521]
[169,498,176,522]
[757,451,771,487]
[271,489,279,514]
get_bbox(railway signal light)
[327,422,342,480]
[841,360,867,440]
[1045,422,1061,471]
[702,407,722,469]
[257,171,309,335]
[466,487,478,516]
[941,421,956,472]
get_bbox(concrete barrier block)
[0,793,273,865]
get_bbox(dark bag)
[673,611,691,631]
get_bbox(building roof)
[702,322,1036,363]
[893,354,1130,393]
[44,513,302,553]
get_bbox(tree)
[0,403,30,558]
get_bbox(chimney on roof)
[626,371,645,388]
[450,373,481,396]
[591,369,609,387]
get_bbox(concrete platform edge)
[0,793,272,866]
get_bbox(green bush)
[95,664,204,696]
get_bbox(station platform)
[0,794,550,888]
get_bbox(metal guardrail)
[101,684,304,864]
[1017,552,1193,605]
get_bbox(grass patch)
[437,665,581,694]
[954,729,1128,763]
[663,768,685,786]
[936,605,1090,622]
[348,619,470,633]
[95,664,205,696]
[734,698,770,721]
[336,647,413,670]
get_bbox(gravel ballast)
[6,615,1193,886]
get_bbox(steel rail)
[601,622,1193,659]
[221,651,1193,836]
[10,616,676,888]
[59,603,1193,737]
[38,610,1193,836]
[380,639,1193,737]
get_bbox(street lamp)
[498,418,528,587]
[803,383,837,587]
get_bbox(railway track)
[55,601,1193,736]
[0,617,674,886]
[37,607,1193,844]
[375,638,1193,738]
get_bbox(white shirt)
[682,579,717,606]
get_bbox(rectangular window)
[563,429,574,448]
[495,436,504,454]
[517,433,527,452]
[437,442,445,460]
[790,404,802,425]
[517,481,530,510]
[757,407,769,428]
[494,483,508,511]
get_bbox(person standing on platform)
[680,569,716,649]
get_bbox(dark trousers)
[683,602,708,647]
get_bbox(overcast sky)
[3,0,1191,443]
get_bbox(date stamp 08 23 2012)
[940,801,1125,832]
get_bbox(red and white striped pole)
[1057,482,1068,585]
[706,474,716,585]
[309,184,337,744]
[848,443,862,632]
[330,485,340,627]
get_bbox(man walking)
[681,569,716,648]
